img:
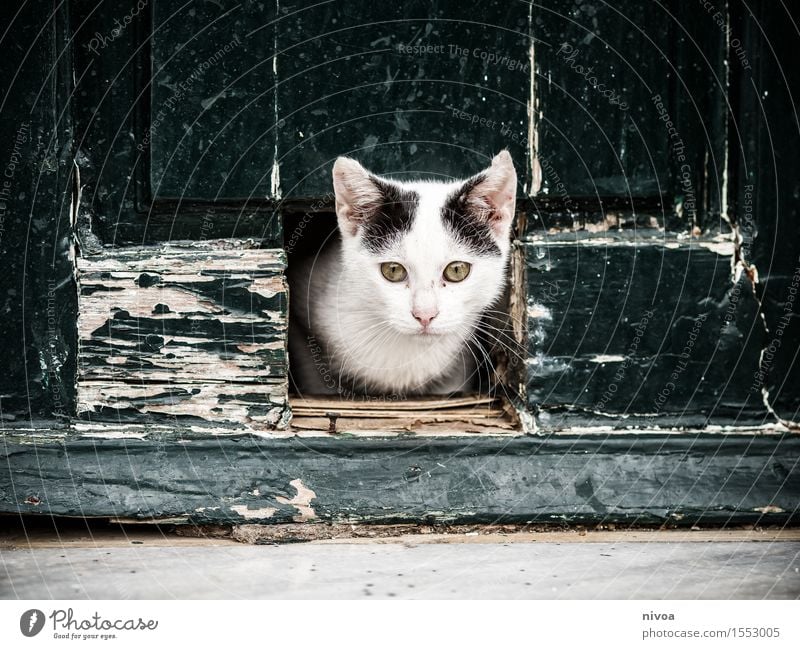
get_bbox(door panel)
[521,1,743,425]
[276,0,532,197]
[148,0,533,200]
[522,237,768,428]
[64,1,788,430]
[535,0,670,197]
[0,3,76,422]
[150,1,278,200]
[0,0,798,528]
[71,0,282,246]
[733,0,800,422]
[531,0,727,231]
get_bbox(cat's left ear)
[465,150,517,237]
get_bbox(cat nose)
[412,308,439,327]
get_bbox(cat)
[288,150,517,397]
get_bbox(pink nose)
[412,309,439,327]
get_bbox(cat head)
[331,151,517,338]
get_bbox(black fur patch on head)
[441,174,501,255]
[361,178,419,253]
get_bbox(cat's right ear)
[332,157,383,237]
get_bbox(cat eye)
[443,261,471,282]
[380,262,408,282]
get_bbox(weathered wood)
[0,3,75,421]
[731,0,800,423]
[293,395,497,411]
[69,0,282,246]
[277,0,533,198]
[2,431,797,525]
[150,1,277,200]
[1,3,796,536]
[532,0,727,232]
[521,235,774,429]
[77,241,290,429]
[289,395,516,435]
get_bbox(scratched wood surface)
[3,431,798,525]
[521,234,770,429]
[77,241,290,429]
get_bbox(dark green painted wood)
[534,0,669,197]
[277,0,532,198]
[70,0,281,245]
[2,431,797,525]
[85,0,533,207]
[0,3,796,531]
[671,0,730,232]
[731,0,800,423]
[76,242,290,428]
[0,3,76,422]
[521,237,771,429]
[519,2,799,428]
[71,1,733,234]
[531,0,727,232]
[70,0,150,248]
[150,1,277,200]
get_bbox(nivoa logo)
[20,609,45,637]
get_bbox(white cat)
[288,151,517,396]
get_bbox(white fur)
[289,152,516,396]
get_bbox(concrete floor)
[2,529,799,599]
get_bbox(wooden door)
[1,1,797,526]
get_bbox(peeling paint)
[80,430,149,440]
[526,303,552,320]
[76,243,290,429]
[589,355,626,363]
[697,240,735,256]
[527,18,538,196]
[760,388,797,431]
[231,504,278,520]
[270,161,281,200]
[276,479,318,522]
[3,430,797,524]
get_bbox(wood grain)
[77,241,290,429]
[3,431,798,525]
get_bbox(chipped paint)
[527,17,538,196]
[589,355,626,363]
[276,479,318,522]
[76,242,290,429]
[526,302,552,320]
[270,162,281,200]
[80,430,149,440]
[521,239,772,428]
[697,240,735,256]
[3,430,797,524]
[760,388,798,432]
[231,504,278,520]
